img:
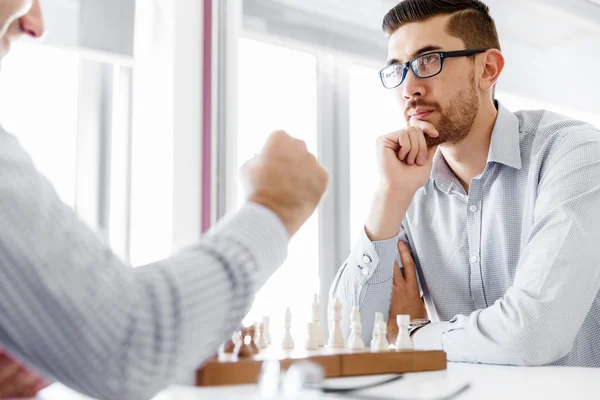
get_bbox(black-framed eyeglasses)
[379,49,486,89]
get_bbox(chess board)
[196,348,447,386]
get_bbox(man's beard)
[405,77,479,147]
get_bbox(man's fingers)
[406,128,420,165]
[416,131,428,166]
[0,368,39,396]
[398,241,418,287]
[409,119,439,138]
[397,131,411,161]
[392,259,404,286]
[0,355,20,385]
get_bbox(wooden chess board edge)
[196,350,447,387]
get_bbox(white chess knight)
[395,314,414,351]
[304,322,318,351]
[281,307,295,350]
[255,321,268,349]
[311,294,324,347]
[327,298,345,348]
[262,316,272,346]
[371,320,389,352]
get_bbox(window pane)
[348,65,405,245]
[0,42,80,208]
[237,38,318,341]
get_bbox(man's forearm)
[0,130,289,400]
[365,188,415,241]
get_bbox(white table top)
[40,362,600,400]
[160,362,600,400]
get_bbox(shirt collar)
[430,101,522,194]
[486,101,522,170]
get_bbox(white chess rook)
[327,298,345,349]
[395,314,414,351]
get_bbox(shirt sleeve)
[329,226,407,346]
[0,130,289,399]
[414,129,600,366]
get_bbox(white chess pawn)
[311,294,324,347]
[371,312,384,344]
[304,322,318,351]
[262,316,272,346]
[255,321,268,349]
[371,320,389,352]
[395,314,414,351]
[347,320,365,350]
[281,307,295,350]
[350,306,360,325]
[327,298,345,348]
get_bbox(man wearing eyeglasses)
[331,0,600,367]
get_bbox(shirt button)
[469,205,478,213]
[362,254,372,264]
[470,256,479,264]
[361,266,370,276]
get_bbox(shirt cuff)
[206,202,289,287]
[347,227,401,285]
[413,321,451,351]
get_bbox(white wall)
[42,0,136,59]
[489,0,600,114]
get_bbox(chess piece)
[350,306,360,325]
[371,312,384,345]
[304,322,318,351]
[311,294,324,347]
[281,307,295,350]
[395,314,414,351]
[262,316,272,346]
[255,321,268,349]
[327,298,345,348]
[248,325,260,353]
[224,328,244,354]
[347,320,365,350]
[371,320,389,352]
[236,328,259,358]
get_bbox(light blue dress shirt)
[330,102,600,367]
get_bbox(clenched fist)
[241,130,329,237]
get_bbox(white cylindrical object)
[396,314,410,326]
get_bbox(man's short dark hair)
[382,0,501,52]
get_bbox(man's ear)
[478,49,504,91]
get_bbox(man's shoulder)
[516,109,599,143]
[515,109,600,159]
